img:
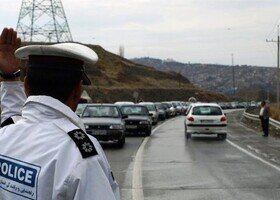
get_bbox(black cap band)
[28,55,91,85]
[29,55,84,71]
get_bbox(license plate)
[200,120,213,123]
[94,130,107,135]
[126,125,137,129]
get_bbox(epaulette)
[67,129,98,158]
[1,117,15,127]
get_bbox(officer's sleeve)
[64,158,119,200]
[93,140,121,199]
[0,81,26,126]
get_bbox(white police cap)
[15,43,98,85]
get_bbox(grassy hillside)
[83,45,228,102]
[84,45,191,89]
[271,104,280,121]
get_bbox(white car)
[184,103,227,140]
[139,102,159,125]
[114,101,135,105]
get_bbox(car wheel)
[186,133,191,140]
[145,129,152,137]
[117,136,125,148]
[218,134,227,140]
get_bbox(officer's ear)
[66,80,83,111]
[24,76,30,97]
[72,80,83,101]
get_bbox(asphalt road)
[103,111,280,200]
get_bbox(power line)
[266,17,280,39]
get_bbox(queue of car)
[76,99,259,147]
[75,101,189,148]
[77,99,263,148]
[218,101,257,109]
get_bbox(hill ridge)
[132,57,277,98]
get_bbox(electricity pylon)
[16,0,73,43]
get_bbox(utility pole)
[267,88,270,101]
[266,25,280,107]
[231,53,236,96]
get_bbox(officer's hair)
[26,68,82,103]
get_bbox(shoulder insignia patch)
[67,129,98,158]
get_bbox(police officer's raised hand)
[0,28,21,74]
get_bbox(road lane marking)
[132,118,176,200]
[132,137,147,200]
[226,139,280,172]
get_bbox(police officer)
[0,28,120,200]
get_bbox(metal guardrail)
[243,111,280,129]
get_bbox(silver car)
[139,102,159,125]
[81,104,126,148]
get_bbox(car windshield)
[155,104,164,109]
[192,106,223,116]
[144,104,156,111]
[121,106,149,116]
[75,104,88,115]
[82,106,120,118]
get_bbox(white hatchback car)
[184,103,227,140]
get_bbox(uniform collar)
[23,96,85,131]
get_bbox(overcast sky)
[1,0,280,66]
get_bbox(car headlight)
[139,121,149,125]
[84,124,90,129]
[109,124,124,129]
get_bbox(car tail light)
[221,116,227,122]
[187,116,194,122]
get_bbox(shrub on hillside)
[271,104,280,121]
